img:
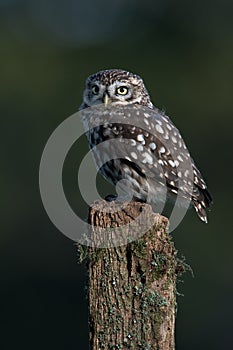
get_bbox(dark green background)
[1,1,232,349]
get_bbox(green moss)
[176,256,193,278]
[133,285,143,296]
[131,239,148,258]
[76,243,107,264]
[76,243,88,263]
[142,291,168,308]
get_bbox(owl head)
[80,69,153,110]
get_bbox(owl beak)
[103,93,111,107]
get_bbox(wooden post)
[83,200,180,350]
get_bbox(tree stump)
[84,200,179,350]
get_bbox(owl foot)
[104,194,118,202]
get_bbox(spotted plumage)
[80,69,213,223]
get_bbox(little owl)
[79,69,212,223]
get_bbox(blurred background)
[1,0,232,349]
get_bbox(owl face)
[81,69,153,109]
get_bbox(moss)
[130,239,148,258]
[76,243,107,264]
[76,243,88,263]
[135,342,152,350]
[133,285,143,296]
[175,256,193,278]
[142,291,168,308]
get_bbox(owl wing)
[81,104,213,222]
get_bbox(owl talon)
[105,194,118,202]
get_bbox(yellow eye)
[92,85,99,95]
[116,86,129,95]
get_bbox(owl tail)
[193,201,208,223]
[192,188,213,223]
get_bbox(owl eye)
[92,85,99,95]
[116,86,129,95]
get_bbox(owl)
[79,69,212,223]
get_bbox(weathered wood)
[87,200,178,350]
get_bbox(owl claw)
[104,194,118,202]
